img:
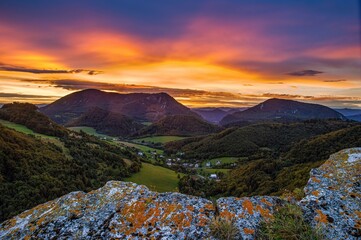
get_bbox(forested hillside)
[0,108,141,222]
[179,125,361,198]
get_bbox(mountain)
[220,98,345,126]
[347,114,361,122]
[41,89,198,124]
[66,107,144,137]
[136,115,222,136]
[334,108,361,117]
[0,103,66,137]
[165,120,357,159]
[192,108,228,123]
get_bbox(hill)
[334,108,361,117]
[66,107,144,137]
[41,89,198,124]
[136,115,221,136]
[0,124,141,222]
[165,120,356,159]
[347,114,361,122]
[0,103,66,137]
[220,98,345,126]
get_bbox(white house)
[209,174,217,179]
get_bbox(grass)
[0,119,68,155]
[202,157,241,167]
[118,141,163,155]
[258,204,324,240]
[210,217,239,240]
[134,135,187,144]
[201,168,230,174]
[68,126,116,140]
[125,162,184,192]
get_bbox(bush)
[257,204,323,240]
[210,217,239,240]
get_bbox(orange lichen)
[186,205,194,211]
[315,210,328,224]
[261,198,273,207]
[256,205,273,220]
[311,177,321,183]
[242,199,254,215]
[204,203,214,211]
[312,190,319,197]
[219,209,236,220]
[244,228,255,234]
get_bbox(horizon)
[0,1,360,108]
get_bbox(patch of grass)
[68,126,115,140]
[258,204,323,240]
[0,119,66,152]
[201,168,230,174]
[210,217,239,240]
[118,141,163,155]
[134,135,187,144]
[125,163,183,192]
[202,157,243,167]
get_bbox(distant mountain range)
[192,107,245,123]
[41,89,198,124]
[220,98,346,126]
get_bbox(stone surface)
[217,196,284,239]
[300,148,361,239]
[1,148,360,239]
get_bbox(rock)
[217,196,284,239]
[1,148,360,239]
[0,182,215,239]
[300,148,361,239]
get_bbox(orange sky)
[0,1,360,108]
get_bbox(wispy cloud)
[0,63,102,75]
[287,69,323,76]
[323,79,347,83]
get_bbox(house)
[137,152,144,156]
[209,174,217,179]
[194,163,199,168]
[205,162,211,167]
[216,160,221,165]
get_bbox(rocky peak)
[1,148,360,239]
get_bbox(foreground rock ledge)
[0,148,360,239]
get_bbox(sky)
[0,0,360,108]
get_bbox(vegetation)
[137,115,221,136]
[134,135,187,144]
[178,123,361,198]
[68,126,115,140]
[0,103,67,137]
[125,162,183,192]
[166,120,357,159]
[257,204,323,240]
[209,217,239,240]
[0,105,143,222]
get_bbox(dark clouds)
[0,63,102,75]
[287,70,323,76]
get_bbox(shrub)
[257,204,323,240]
[209,217,239,240]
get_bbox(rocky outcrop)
[300,148,361,239]
[0,148,360,239]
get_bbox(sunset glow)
[0,1,360,107]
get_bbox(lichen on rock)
[0,148,360,239]
[300,148,361,239]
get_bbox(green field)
[68,126,116,140]
[201,168,230,174]
[125,162,183,192]
[118,141,163,154]
[0,119,66,151]
[202,157,241,167]
[134,135,186,144]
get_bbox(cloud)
[287,69,324,76]
[323,79,347,83]
[0,63,102,75]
